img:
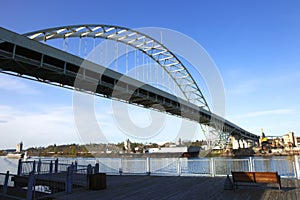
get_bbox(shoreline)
[2,152,299,159]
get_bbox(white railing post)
[177,158,181,176]
[119,158,123,175]
[249,157,253,172]
[252,157,256,172]
[294,155,300,179]
[210,158,215,177]
[146,157,150,175]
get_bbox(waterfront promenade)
[53,175,300,200]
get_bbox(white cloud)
[0,105,79,149]
[0,74,39,94]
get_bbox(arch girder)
[24,24,210,110]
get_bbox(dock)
[52,175,300,200]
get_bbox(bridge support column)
[230,135,240,149]
[240,139,248,149]
[247,140,253,148]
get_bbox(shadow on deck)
[52,176,300,200]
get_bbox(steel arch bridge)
[25,24,209,110]
[0,25,259,147]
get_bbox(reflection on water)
[0,156,19,174]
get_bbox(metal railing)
[122,158,147,175]
[253,157,296,178]
[15,156,300,179]
[0,171,14,192]
[18,158,91,176]
[98,158,122,175]
[95,156,300,178]
[150,158,178,176]
[213,158,250,177]
[180,158,211,176]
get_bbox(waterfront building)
[282,132,297,148]
[147,146,188,153]
[16,142,23,153]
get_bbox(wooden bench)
[231,171,281,190]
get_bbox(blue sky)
[0,0,300,149]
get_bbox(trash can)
[88,173,106,190]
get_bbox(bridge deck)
[53,175,300,200]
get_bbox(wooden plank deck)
[52,175,300,200]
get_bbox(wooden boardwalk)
[52,175,300,200]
